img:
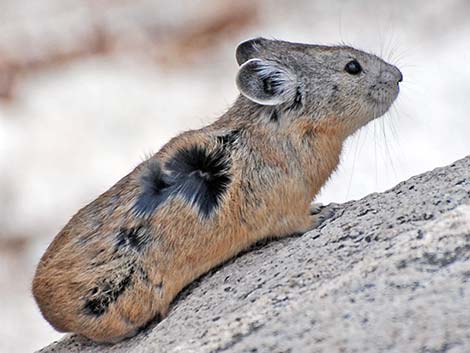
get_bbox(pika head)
[236,37,402,135]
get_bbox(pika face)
[236,38,402,134]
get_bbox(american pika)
[32,37,402,343]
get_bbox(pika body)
[33,38,402,343]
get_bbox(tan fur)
[32,38,402,343]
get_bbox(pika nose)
[392,65,403,84]
[397,68,403,83]
[382,66,403,85]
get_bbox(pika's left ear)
[236,59,298,106]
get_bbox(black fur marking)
[217,129,240,147]
[165,145,231,218]
[115,226,150,252]
[134,141,232,218]
[84,268,134,316]
[134,160,175,216]
[270,110,279,122]
[287,87,303,111]
[137,266,150,283]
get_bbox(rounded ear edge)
[235,37,267,66]
[236,58,295,106]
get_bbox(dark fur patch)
[270,110,279,122]
[134,141,232,218]
[84,269,134,316]
[165,145,231,218]
[286,87,302,111]
[115,226,150,252]
[216,129,240,147]
[137,266,150,283]
[133,161,175,216]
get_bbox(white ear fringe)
[236,59,297,106]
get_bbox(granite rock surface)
[38,156,470,353]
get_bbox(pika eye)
[344,60,362,75]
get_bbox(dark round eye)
[344,60,362,75]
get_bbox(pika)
[33,38,402,343]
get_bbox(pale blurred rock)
[38,156,470,353]
[0,0,256,98]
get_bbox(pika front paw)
[309,202,339,229]
[309,202,325,216]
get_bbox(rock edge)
[38,156,470,353]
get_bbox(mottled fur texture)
[33,38,402,343]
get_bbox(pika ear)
[236,37,267,65]
[236,59,297,106]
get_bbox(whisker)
[373,116,378,188]
[381,114,398,179]
[345,126,363,200]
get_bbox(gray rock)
[38,156,470,353]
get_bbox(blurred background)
[0,0,469,352]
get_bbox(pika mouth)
[369,82,399,103]
[367,84,399,119]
